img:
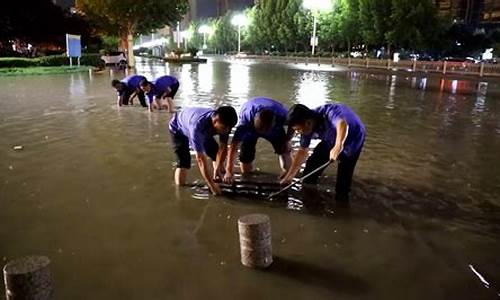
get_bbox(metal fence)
[236,55,500,78]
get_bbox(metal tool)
[268,159,333,199]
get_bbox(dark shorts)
[302,140,364,197]
[165,82,180,99]
[239,128,289,164]
[123,89,147,107]
[170,131,219,169]
[137,90,147,107]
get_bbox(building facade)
[434,0,500,24]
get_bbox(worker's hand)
[213,168,224,182]
[329,144,344,161]
[280,176,293,185]
[223,171,234,184]
[209,183,222,196]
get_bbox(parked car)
[101,51,127,67]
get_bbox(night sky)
[54,0,254,18]
[198,0,254,18]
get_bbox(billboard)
[66,34,81,57]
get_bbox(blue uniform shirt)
[300,104,366,157]
[146,75,178,100]
[118,75,146,96]
[169,107,229,153]
[233,97,288,142]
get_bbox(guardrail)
[234,55,500,78]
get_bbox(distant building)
[217,0,230,16]
[483,0,500,22]
[434,0,500,24]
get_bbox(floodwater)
[1,57,499,299]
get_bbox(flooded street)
[1,57,499,299]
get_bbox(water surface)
[0,57,499,299]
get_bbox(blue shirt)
[147,75,179,100]
[300,104,366,157]
[169,107,229,153]
[118,75,146,96]
[233,97,288,142]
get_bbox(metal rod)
[268,160,333,199]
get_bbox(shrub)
[173,48,185,58]
[187,47,198,57]
[0,54,104,68]
[80,54,104,67]
[38,55,69,66]
[0,58,42,68]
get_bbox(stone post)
[238,214,272,269]
[3,256,53,300]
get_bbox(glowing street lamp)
[231,14,248,54]
[303,0,332,55]
[198,25,212,50]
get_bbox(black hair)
[139,79,150,88]
[255,109,275,132]
[111,79,121,87]
[214,106,238,128]
[287,104,314,127]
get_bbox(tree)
[358,0,392,52]
[387,0,443,52]
[76,0,188,67]
[210,13,237,53]
[339,0,361,56]
[1,0,92,56]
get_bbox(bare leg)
[164,97,175,113]
[279,152,292,174]
[175,168,188,185]
[240,162,253,174]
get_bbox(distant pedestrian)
[223,97,291,183]
[169,106,238,195]
[140,75,179,112]
[111,75,148,107]
[281,103,366,202]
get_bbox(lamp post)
[231,14,248,54]
[198,25,211,50]
[176,21,181,48]
[303,0,331,56]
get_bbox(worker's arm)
[129,91,138,105]
[160,87,172,99]
[279,147,309,185]
[223,140,241,183]
[214,142,228,181]
[117,95,123,106]
[196,152,222,195]
[330,119,349,161]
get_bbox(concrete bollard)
[3,256,53,300]
[238,214,273,269]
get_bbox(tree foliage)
[187,0,493,57]
[0,0,93,55]
[76,0,188,36]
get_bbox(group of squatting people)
[112,74,366,202]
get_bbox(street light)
[231,14,248,54]
[303,0,331,56]
[198,25,212,50]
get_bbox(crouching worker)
[224,97,291,183]
[169,106,238,195]
[111,75,148,107]
[140,75,179,112]
[280,103,366,201]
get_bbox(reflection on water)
[0,57,499,299]
[295,72,329,107]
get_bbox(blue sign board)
[66,34,81,57]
